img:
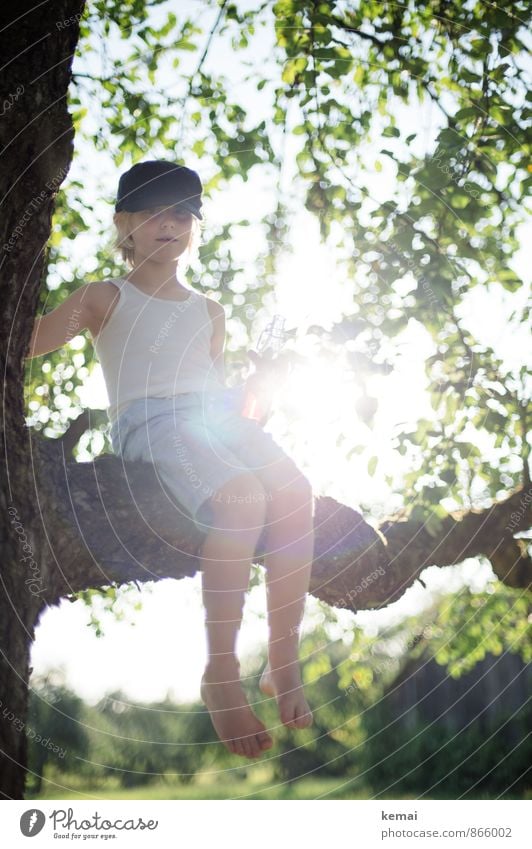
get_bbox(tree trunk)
[0,0,85,801]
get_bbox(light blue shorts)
[109,387,305,531]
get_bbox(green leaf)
[437,128,462,148]
[282,56,308,85]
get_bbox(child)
[27,160,314,759]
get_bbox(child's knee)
[267,467,313,517]
[206,472,268,531]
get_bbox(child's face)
[130,205,194,263]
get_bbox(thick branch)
[379,489,532,591]
[33,435,531,616]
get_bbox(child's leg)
[259,465,314,729]
[199,471,273,759]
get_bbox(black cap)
[115,160,203,219]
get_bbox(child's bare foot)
[201,660,273,759]
[259,660,313,729]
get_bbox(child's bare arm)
[26,284,97,358]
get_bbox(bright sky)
[30,3,531,705]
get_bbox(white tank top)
[92,277,225,423]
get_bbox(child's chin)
[151,248,184,261]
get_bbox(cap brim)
[115,198,202,220]
[177,201,203,220]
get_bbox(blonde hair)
[113,210,202,270]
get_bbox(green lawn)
[28,777,529,801]
[28,777,379,801]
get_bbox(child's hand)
[246,350,292,383]
[242,351,295,423]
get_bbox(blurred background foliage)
[27,582,531,799]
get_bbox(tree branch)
[32,434,531,618]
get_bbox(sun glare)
[269,355,368,497]
[279,356,361,428]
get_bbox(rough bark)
[0,0,85,802]
[379,491,532,592]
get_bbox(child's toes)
[294,707,313,728]
[257,731,273,750]
[242,737,258,758]
[278,696,312,729]
[231,738,246,757]
[279,704,297,728]
[248,735,264,758]
[227,739,239,756]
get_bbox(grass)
[28,776,529,801]
[29,776,381,801]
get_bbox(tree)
[0,0,86,800]
[1,0,530,799]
